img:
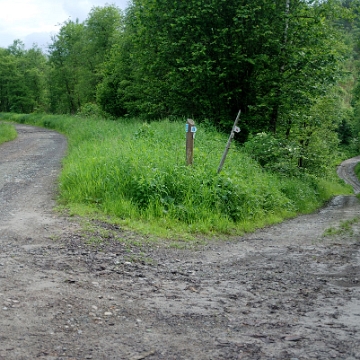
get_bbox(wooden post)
[217,110,241,174]
[186,119,195,166]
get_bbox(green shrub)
[244,132,300,175]
[76,103,103,118]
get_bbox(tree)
[0,48,17,112]
[96,32,133,117]
[48,20,85,113]
[0,41,48,113]
[47,6,123,114]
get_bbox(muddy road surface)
[1,124,360,360]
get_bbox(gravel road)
[1,124,360,360]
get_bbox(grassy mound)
[0,112,352,237]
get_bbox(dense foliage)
[1,0,360,176]
[0,41,47,113]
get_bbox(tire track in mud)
[1,124,360,359]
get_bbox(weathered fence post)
[186,119,196,166]
[217,110,241,174]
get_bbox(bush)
[244,132,300,175]
[76,103,103,118]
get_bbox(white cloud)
[0,0,129,49]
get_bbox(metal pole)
[217,110,241,174]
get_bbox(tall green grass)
[0,122,17,145]
[0,112,353,237]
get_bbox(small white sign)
[191,126,197,133]
[234,126,241,133]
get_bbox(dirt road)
[1,124,360,360]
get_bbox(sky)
[0,0,130,50]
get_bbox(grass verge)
[0,112,353,240]
[0,122,17,145]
